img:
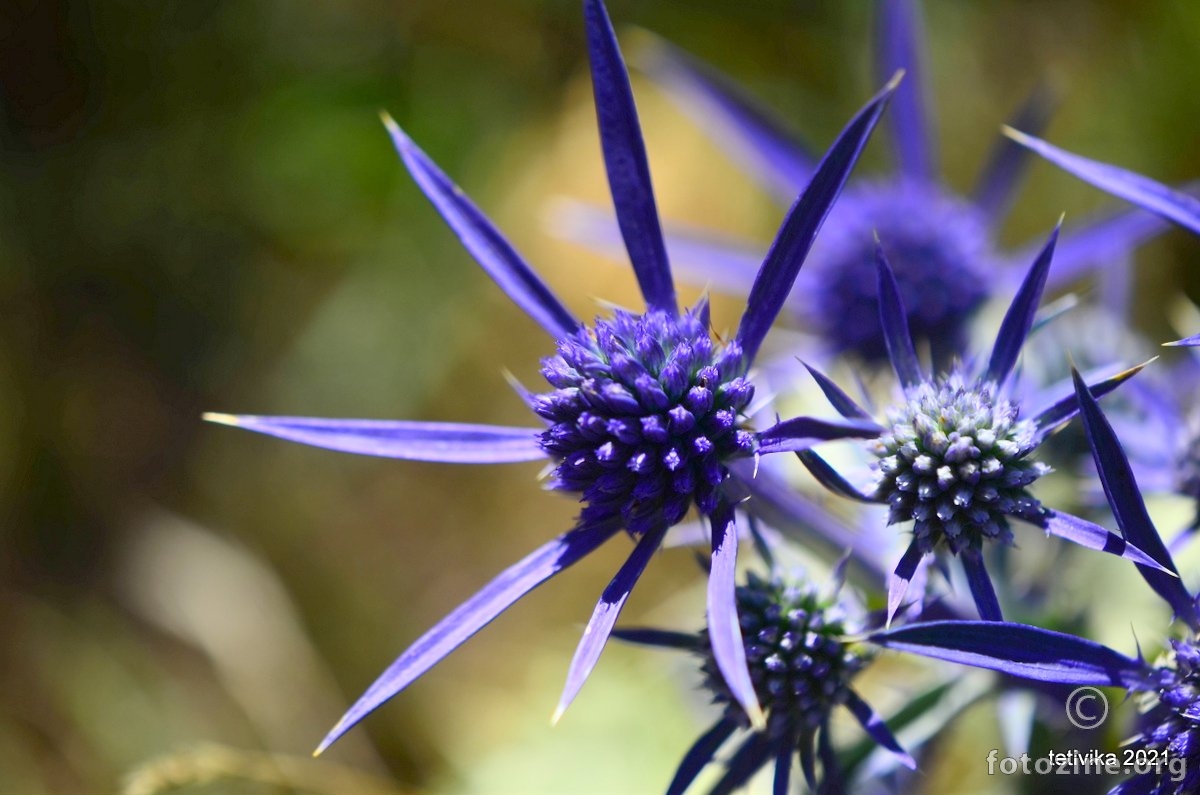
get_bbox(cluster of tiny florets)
[872,371,1050,555]
[808,181,993,363]
[1130,637,1200,793]
[699,572,869,740]
[533,306,756,534]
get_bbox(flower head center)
[534,306,755,534]
[872,370,1049,554]
[700,573,868,739]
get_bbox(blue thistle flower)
[798,231,1166,622]
[1128,637,1200,794]
[616,568,913,793]
[555,0,1172,367]
[205,0,898,752]
[869,370,1200,794]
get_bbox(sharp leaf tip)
[201,412,241,427]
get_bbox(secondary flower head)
[873,368,1049,555]
[703,572,869,737]
[798,232,1163,622]
[810,181,992,360]
[616,568,912,793]
[205,0,898,754]
[1130,636,1200,794]
[869,368,1200,793]
[555,0,1173,369]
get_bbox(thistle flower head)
[617,568,911,793]
[812,182,992,362]
[201,1,902,755]
[799,230,1162,623]
[699,571,869,738]
[534,304,756,534]
[1125,636,1200,793]
[872,368,1049,555]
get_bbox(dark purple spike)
[817,724,846,792]
[609,627,701,651]
[664,718,738,795]
[1030,360,1150,441]
[796,451,881,504]
[875,240,924,389]
[772,743,793,795]
[984,220,1061,386]
[583,0,676,315]
[1071,367,1198,630]
[1040,205,1170,290]
[735,74,901,366]
[802,361,873,420]
[887,539,924,627]
[797,732,817,792]
[867,620,1148,688]
[844,689,917,770]
[709,733,775,795]
[961,549,1003,621]
[756,415,883,455]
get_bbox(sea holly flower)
[205,0,899,752]
[870,370,1200,794]
[614,566,914,794]
[556,0,1171,366]
[796,230,1165,622]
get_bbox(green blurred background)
[1,1,1198,793]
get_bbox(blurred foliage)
[0,1,1198,793]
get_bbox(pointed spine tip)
[885,69,906,92]
[201,412,242,427]
[312,719,348,757]
[550,704,566,727]
[1001,124,1029,143]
